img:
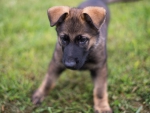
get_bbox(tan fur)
[92,64,112,112]
[82,7,106,29]
[88,36,97,50]
[94,83,111,112]
[47,6,70,26]
[32,74,56,104]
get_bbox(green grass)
[0,0,150,113]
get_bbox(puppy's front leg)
[91,63,112,113]
[32,60,65,105]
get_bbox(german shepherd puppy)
[32,0,137,112]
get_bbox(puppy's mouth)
[66,66,77,70]
[65,65,83,70]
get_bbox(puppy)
[31,0,125,112]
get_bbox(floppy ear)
[47,6,70,26]
[82,7,106,29]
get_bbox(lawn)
[0,0,150,113]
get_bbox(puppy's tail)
[105,0,140,4]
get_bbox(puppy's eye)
[60,35,69,45]
[76,35,88,46]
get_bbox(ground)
[0,0,150,113]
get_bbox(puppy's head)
[47,6,106,70]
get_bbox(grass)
[0,0,150,113]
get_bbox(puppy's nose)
[65,58,76,68]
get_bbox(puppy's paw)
[94,106,112,113]
[31,90,45,105]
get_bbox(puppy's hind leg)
[32,60,65,105]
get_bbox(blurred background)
[0,0,150,112]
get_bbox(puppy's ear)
[82,7,106,29]
[47,6,70,26]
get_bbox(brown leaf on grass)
[132,86,138,93]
